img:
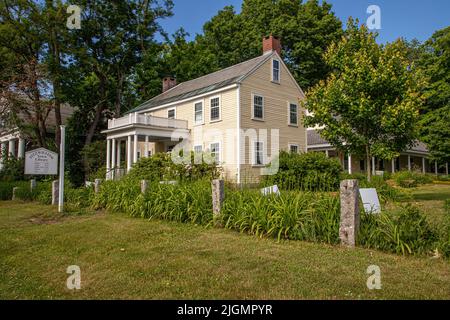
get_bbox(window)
[194,102,203,124]
[289,144,299,154]
[210,143,220,164]
[289,103,298,125]
[210,97,220,121]
[194,145,203,153]
[360,159,365,171]
[148,150,152,157]
[167,108,175,119]
[253,95,264,120]
[167,145,174,152]
[254,142,264,165]
[272,59,280,83]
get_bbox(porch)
[101,113,190,180]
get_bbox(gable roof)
[127,52,275,114]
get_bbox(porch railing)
[108,113,188,130]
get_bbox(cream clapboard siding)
[239,53,306,182]
[138,88,239,180]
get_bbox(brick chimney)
[162,76,177,92]
[262,35,281,56]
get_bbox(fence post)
[211,179,225,215]
[339,179,360,247]
[52,180,59,206]
[12,187,19,200]
[94,179,102,194]
[30,179,36,192]
[141,180,149,194]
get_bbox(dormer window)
[272,59,280,83]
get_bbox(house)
[102,35,306,183]
[0,103,73,169]
[306,128,449,175]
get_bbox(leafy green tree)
[417,27,450,164]
[304,20,425,181]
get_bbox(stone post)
[211,179,225,215]
[12,187,19,200]
[30,179,36,192]
[141,180,149,194]
[52,180,59,206]
[339,179,360,247]
[94,179,102,194]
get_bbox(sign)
[25,148,58,175]
[359,188,381,214]
[261,185,280,196]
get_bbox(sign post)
[58,126,66,213]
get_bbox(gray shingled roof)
[127,52,273,114]
[307,129,429,154]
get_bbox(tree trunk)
[366,144,371,182]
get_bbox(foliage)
[0,158,25,181]
[79,140,107,181]
[417,26,450,163]
[126,152,221,182]
[359,205,441,256]
[392,170,434,188]
[264,151,342,191]
[304,19,425,180]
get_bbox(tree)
[304,19,425,181]
[417,27,450,164]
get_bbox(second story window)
[253,95,264,120]
[168,108,176,119]
[210,97,220,121]
[272,59,280,83]
[194,102,203,124]
[289,103,298,125]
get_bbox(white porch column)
[18,138,25,159]
[348,154,352,174]
[144,136,149,158]
[372,157,376,175]
[133,134,138,163]
[391,158,395,173]
[1,142,6,160]
[8,139,16,158]
[435,161,438,175]
[127,135,132,172]
[106,139,111,180]
[422,157,426,174]
[117,140,121,168]
[111,139,116,169]
[407,155,411,171]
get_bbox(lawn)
[1,191,449,300]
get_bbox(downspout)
[236,84,241,184]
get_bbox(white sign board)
[359,188,381,214]
[25,148,58,175]
[261,185,281,196]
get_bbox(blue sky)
[158,0,450,43]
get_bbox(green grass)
[0,201,449,299]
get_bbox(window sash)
[273,60,280,82]
[289,103,298,125]
[290,145,298,153]
[253,95,264,119]
[194,145,202,153]
[210,97,220,121]
[210,143,220,163]
[168,109,175,119]
[254,142,264,165]
[194,102,203,123]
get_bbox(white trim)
[133,84,238,115]
[236,85,241,184]
[209,95,222,123]
[288,143,300,154]
[167,107,176,119]
[193,100,204,125]
[252,140,265,166]
[251,93,265,121]
[210,141,222,164]
[287,101,298,126]
[271,58,281,83]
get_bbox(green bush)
[126,152,221,182]
[264,151,342,191]
[0,158,25,181]
[392,171,434,188]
